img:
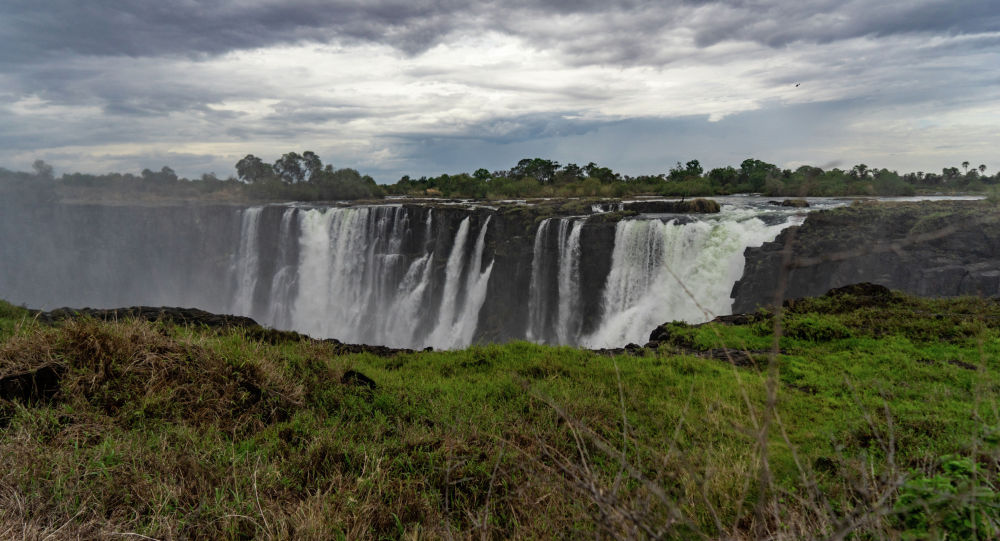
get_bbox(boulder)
[622,199,721,214]
[341,370,377,390]
[780,199,810,208]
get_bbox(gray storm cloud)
[0,0,997,179]
[3,1,994,62]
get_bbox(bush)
[894,456,1000,539]
[784,314,851,341]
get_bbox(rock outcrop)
[621,198,721,214]
[28,305,417,357]
[732,201,1000,312]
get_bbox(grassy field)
[1,287,999,539]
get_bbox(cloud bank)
[1,0,997,180]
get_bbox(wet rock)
[33,305,415,357]
[780,199,810,208]
[710,313,765,326]
[647,323,695,348]
[732,201,1000,312]
[622,199,721,214]
[32,306,260,329]
[324,340,414,357]
[824,282,893,298]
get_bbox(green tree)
[141,166,178,183]
[473,168,491,181]
[685,159,703,176]
[739,158,778,192]
[707,166,738,187]
[511,158,560,184]
[301,151,323,181]
[32,159,54,179]
[583,162,617,183]
[235,154,273,183]
[274,152,306,184]
[850,164,870,179]
[942,167,961,183]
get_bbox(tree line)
[387,157,998,199]
[1,153,996,203]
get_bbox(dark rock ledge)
[26,305,414,357]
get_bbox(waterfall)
[425,216,494,349]
[555,219,584,344]
[426,217,472,347]
[581,215,796,348]
[285,207,493,349]
[230,206,264,316]
[0,195,818,349]
[453,216,494,347]
[264,207,298,328]
[525,217,585,345]
[224,204,797,349]
[291,206,410,345]
[526,218,553,342]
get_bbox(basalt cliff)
[732,200,1000,313]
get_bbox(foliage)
[783,313,852,341]
[0,152,384,205]
[3,154,995,204]
[2,290,1000,538]
[987,186,1000,204]
[894,456,1000,539]
[386,157,996,200]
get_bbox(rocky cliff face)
[731,201,1000,312]
[0,197,624,346]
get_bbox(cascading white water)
[525,217,585,345]
[526,218,553,342]
[286,207,493,349]
[264,207,298,328]
[425,216,494,349]
[453,216,494,347]
[230,206,264,316]
[555,219,584,344]
[581,214,801,348]
[229,202,801,350]
[426,217,472,347]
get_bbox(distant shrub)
[0,300,27,320]
[784,314,851,341]
[987,186,1000,205]
[893,456,1000,539]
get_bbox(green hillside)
[1,286,998,539]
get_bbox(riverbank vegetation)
[389,158,997,199]
[1,286,998,538]
[2,153,995,204]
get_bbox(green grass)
[1,292,999,538]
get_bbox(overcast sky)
[1,0,998,182]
